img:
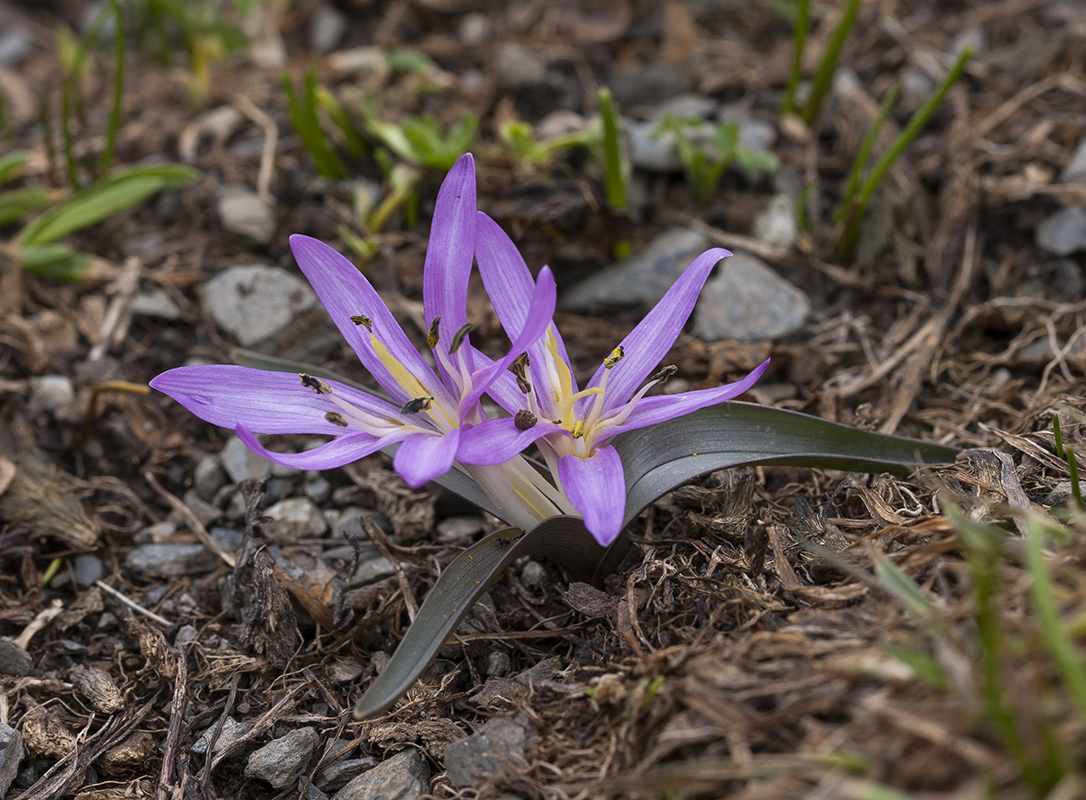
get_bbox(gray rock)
[136,520,177,543]
[626,119,685,173]
[436,515,485,542]
[1062,139,1086,183]
[246,727,319,788]
[561,228,711,311]
[1053,258,1084,300]
[332,748,429,800]
[211,527,244,552]
[175,624,199,647]
[520,560,545,590]
[950,26,987,58]
[719,105,777,155]
[305,475,332,503]
[459,13,489,46]
[351,556,396,586]
[495,43,547,89]
[192,716,250,755]
[309,5,347,53]
[220,434,272,483]
[0,637,32,677]
[194,455,229,502]
[129,288,182,320]
[73,554,103,587]
[318,757,377,791]
[28,375,75,415]
[443,717,534,788]
[0,722,25,797]
[264,497,328,539]
[182,489,221,526]
[693,252,810,341]
[486,651,511,677]
[125,543,218,579]
[0,27,33,67]
[1036,205,1086,256]
[216,185,275,245]
[332,507,393,539]
[300,778,330,800]
[752,194,798,250]
[204,264,317,346]
[328,658,364,684]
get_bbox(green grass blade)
[1026,518,1086,722]
[60,77,80,189]
[800,0,861,126]
[873,556,938,619]
[19,164,197,246]
[100,0,126,174]
[598,87,627,211]
[282,69,347,180]
[0,150,29,184]
[781,0,809,116]
[19,242,92,280]
[0,187,52,226]
[835,80,899,225]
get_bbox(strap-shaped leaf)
[19,164,198,247]
[616,401,958,526]
[354,515,613,719]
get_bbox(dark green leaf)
[354,516,614,719]
[616,401,958,526]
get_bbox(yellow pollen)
[571,420,585,439]
[604,345,624,369]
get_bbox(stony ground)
[2,1,1086,799]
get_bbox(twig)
[87,256,141,362]
[13,599,63,649]
[145,471,235,568]
[363,515,418,622]
[233,93,277,202]
[157,643,189,800]
[95,580,172,627]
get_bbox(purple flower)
[457,212,769,546]
[151,154,557,495]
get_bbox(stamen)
[325,411,348,427]
[510,353,532,394]
[604,345,624,369]
[650,365,677,384]
[449,323,472,354]
[570,419,585,439]
[400,396,434,414]
[350,314,373,331]
[299,373,332,395]
[427,317,440,350]
[514,409,537,431]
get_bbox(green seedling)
[800,0,861,125]
[654,114,780,205]
[283,66,349,180]
[498,119,594,171]
[598,87,628,212]
[361,106,477,172]
[836,47,973,255]
[780,0,810,117]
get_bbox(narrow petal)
[585,248,730,413]
[392,427,461,488]
[602,359,770,439]
[456,417,564,466]
[236,424,407,470]
[475,211,571,365]
[558,446,627,546]
[150,365,398,435]
[459,266,556,416]
[289,234,451,408]
[423,154,476,334]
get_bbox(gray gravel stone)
[73,554,103,587]
[175,624,199,647]
[1062,139,1086,183]
[332,748,429,800]
[125,543,218,579]
[752,194,798,250]
[309,4,347,53]
[459,13,489,46]
[694,252,810,341]
[192,716,250,755]
[486,651,511,677]
[194,455,228,502]
[0,637,32,677]
[520,560,546,590]
[351,556,396,586]
[328,658,364,684]
[444,717,534,788]
[1036,205,1086,256]
[436,515,485,542]
[561,228,711,311]
[305,475,332,503]
[220,434,272,483]
[129,288,182,320]
[28,375,75,415]
[216,185,275,244]
[246,727,319,788]
[0,722,25,797]
[318,757,377,791]
[0,27,33,67]
[182,489,221,526]
[204,264,318,346]
[495,43,547,89]
[264,497,328,539]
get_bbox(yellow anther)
[570,419,585,439]
[650,365,677,384]
[604,345,625,369]
[400,396,433,414]
[426,317,441,350]
[350,314,373,331]
[450,323,473,354]
[325,411,348,427]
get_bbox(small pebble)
[125,543,218,579]
[192,717,250,755]
[245,727,319,789]
[216,185,275,245]
[28,375,74,415]
[332,748,428,800]
[520,560,546,590]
